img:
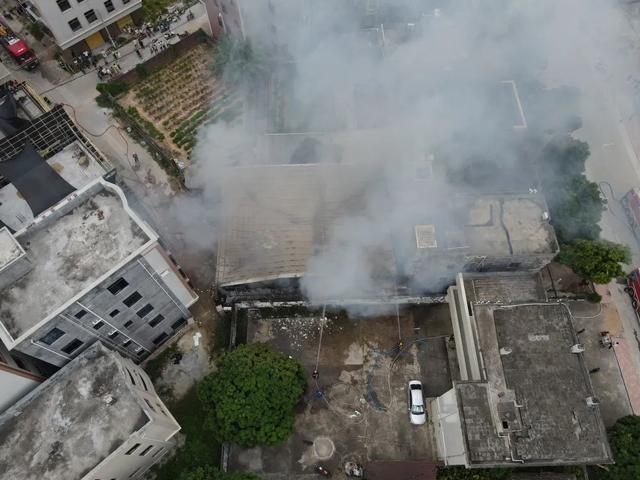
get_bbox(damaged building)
[0,342,180,480]
[215,163,558,303]
[430,273,612,467]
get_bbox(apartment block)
[0,81,198,368]
[30,0,143,58]
[0,342,180,480]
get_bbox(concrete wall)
[31,0,142,50]
[82,350,179,480]
[430,387,467,466]
[12,247,195,368]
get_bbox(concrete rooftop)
[0,342,147,480]
[216,164,380,286]
[0,141,109,231]
[0,226,21,269]
[0,188,150,341]
[457,303,612,466]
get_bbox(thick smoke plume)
[183,0,637,301]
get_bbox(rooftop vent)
[571,344,585,353]
[500,347,512,356]
[415,225,437,249]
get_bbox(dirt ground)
[230,304,454,480]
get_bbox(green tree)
[198,343,307,447]
[602,415,640,480]
[540,135,590,178]
[437,466,512,480]
[558,239,630,284]
[547,175,606,242]
[180,465,261,480]
[212,37,266,86]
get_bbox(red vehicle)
[0,22,38,70]
[626,268,640,312]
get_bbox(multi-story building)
[0,174,198,367]
[0,80,198,368]
[0,341,180,480]
[431,273,612,467]
[30,0,143,59]
[0,340,43,413]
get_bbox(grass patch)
[152,386,221,480]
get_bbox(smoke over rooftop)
[184,0,630,302]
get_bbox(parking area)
[229,304,453,479]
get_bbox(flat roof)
[0,342,147,480]
[456,303,611,466]
[217,163,558,288]
[463,273,547,304]
[0,186,150,340]
[0,141,108,231]
[216,164,389,286]
[0,226,21,269]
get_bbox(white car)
[407,380,426,425]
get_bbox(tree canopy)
[537,135,606,243]
[602,415,640,480]
[436,466,512,480]
[180,465,261,480]
[198,343,307,447]
[212,37,266,86]
[558,239,630,284]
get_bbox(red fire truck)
[626,268,640,312]
[0,21,38,70]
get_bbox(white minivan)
[407,380,426,425]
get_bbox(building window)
[68,18,82,31]
[92,321,104,330]
[123,0,131,3]
[152,332,169,345]
[107,277,129,295]
[126,368,136,384]
[124,320,134,328]
[171,318,187,330]
[39,327,65,345]
[61,339,83,355]
[148,314,164,327]
[74,309,87,319]
[123,291,142,307]
[136,304,154,318]
[109,309,120,317]
[124,442,141,455]
[123,339,131,347]
[108,330,119,340]
[104,0,115,12]
[84,9,98,23]
[57,0,71,12]
[139,445,154,456]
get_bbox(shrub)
[96,82,129,97]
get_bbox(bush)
[437,466,512,480]
[198,343,307,447]
[96,82,129,97]
[27,22,45,41]
[180,465,261,480]
[586,291,602,303]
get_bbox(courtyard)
[229,304,454,479]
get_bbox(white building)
[30,0,143,58]
[0,342,180,480]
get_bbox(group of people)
[72,50,97,73]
